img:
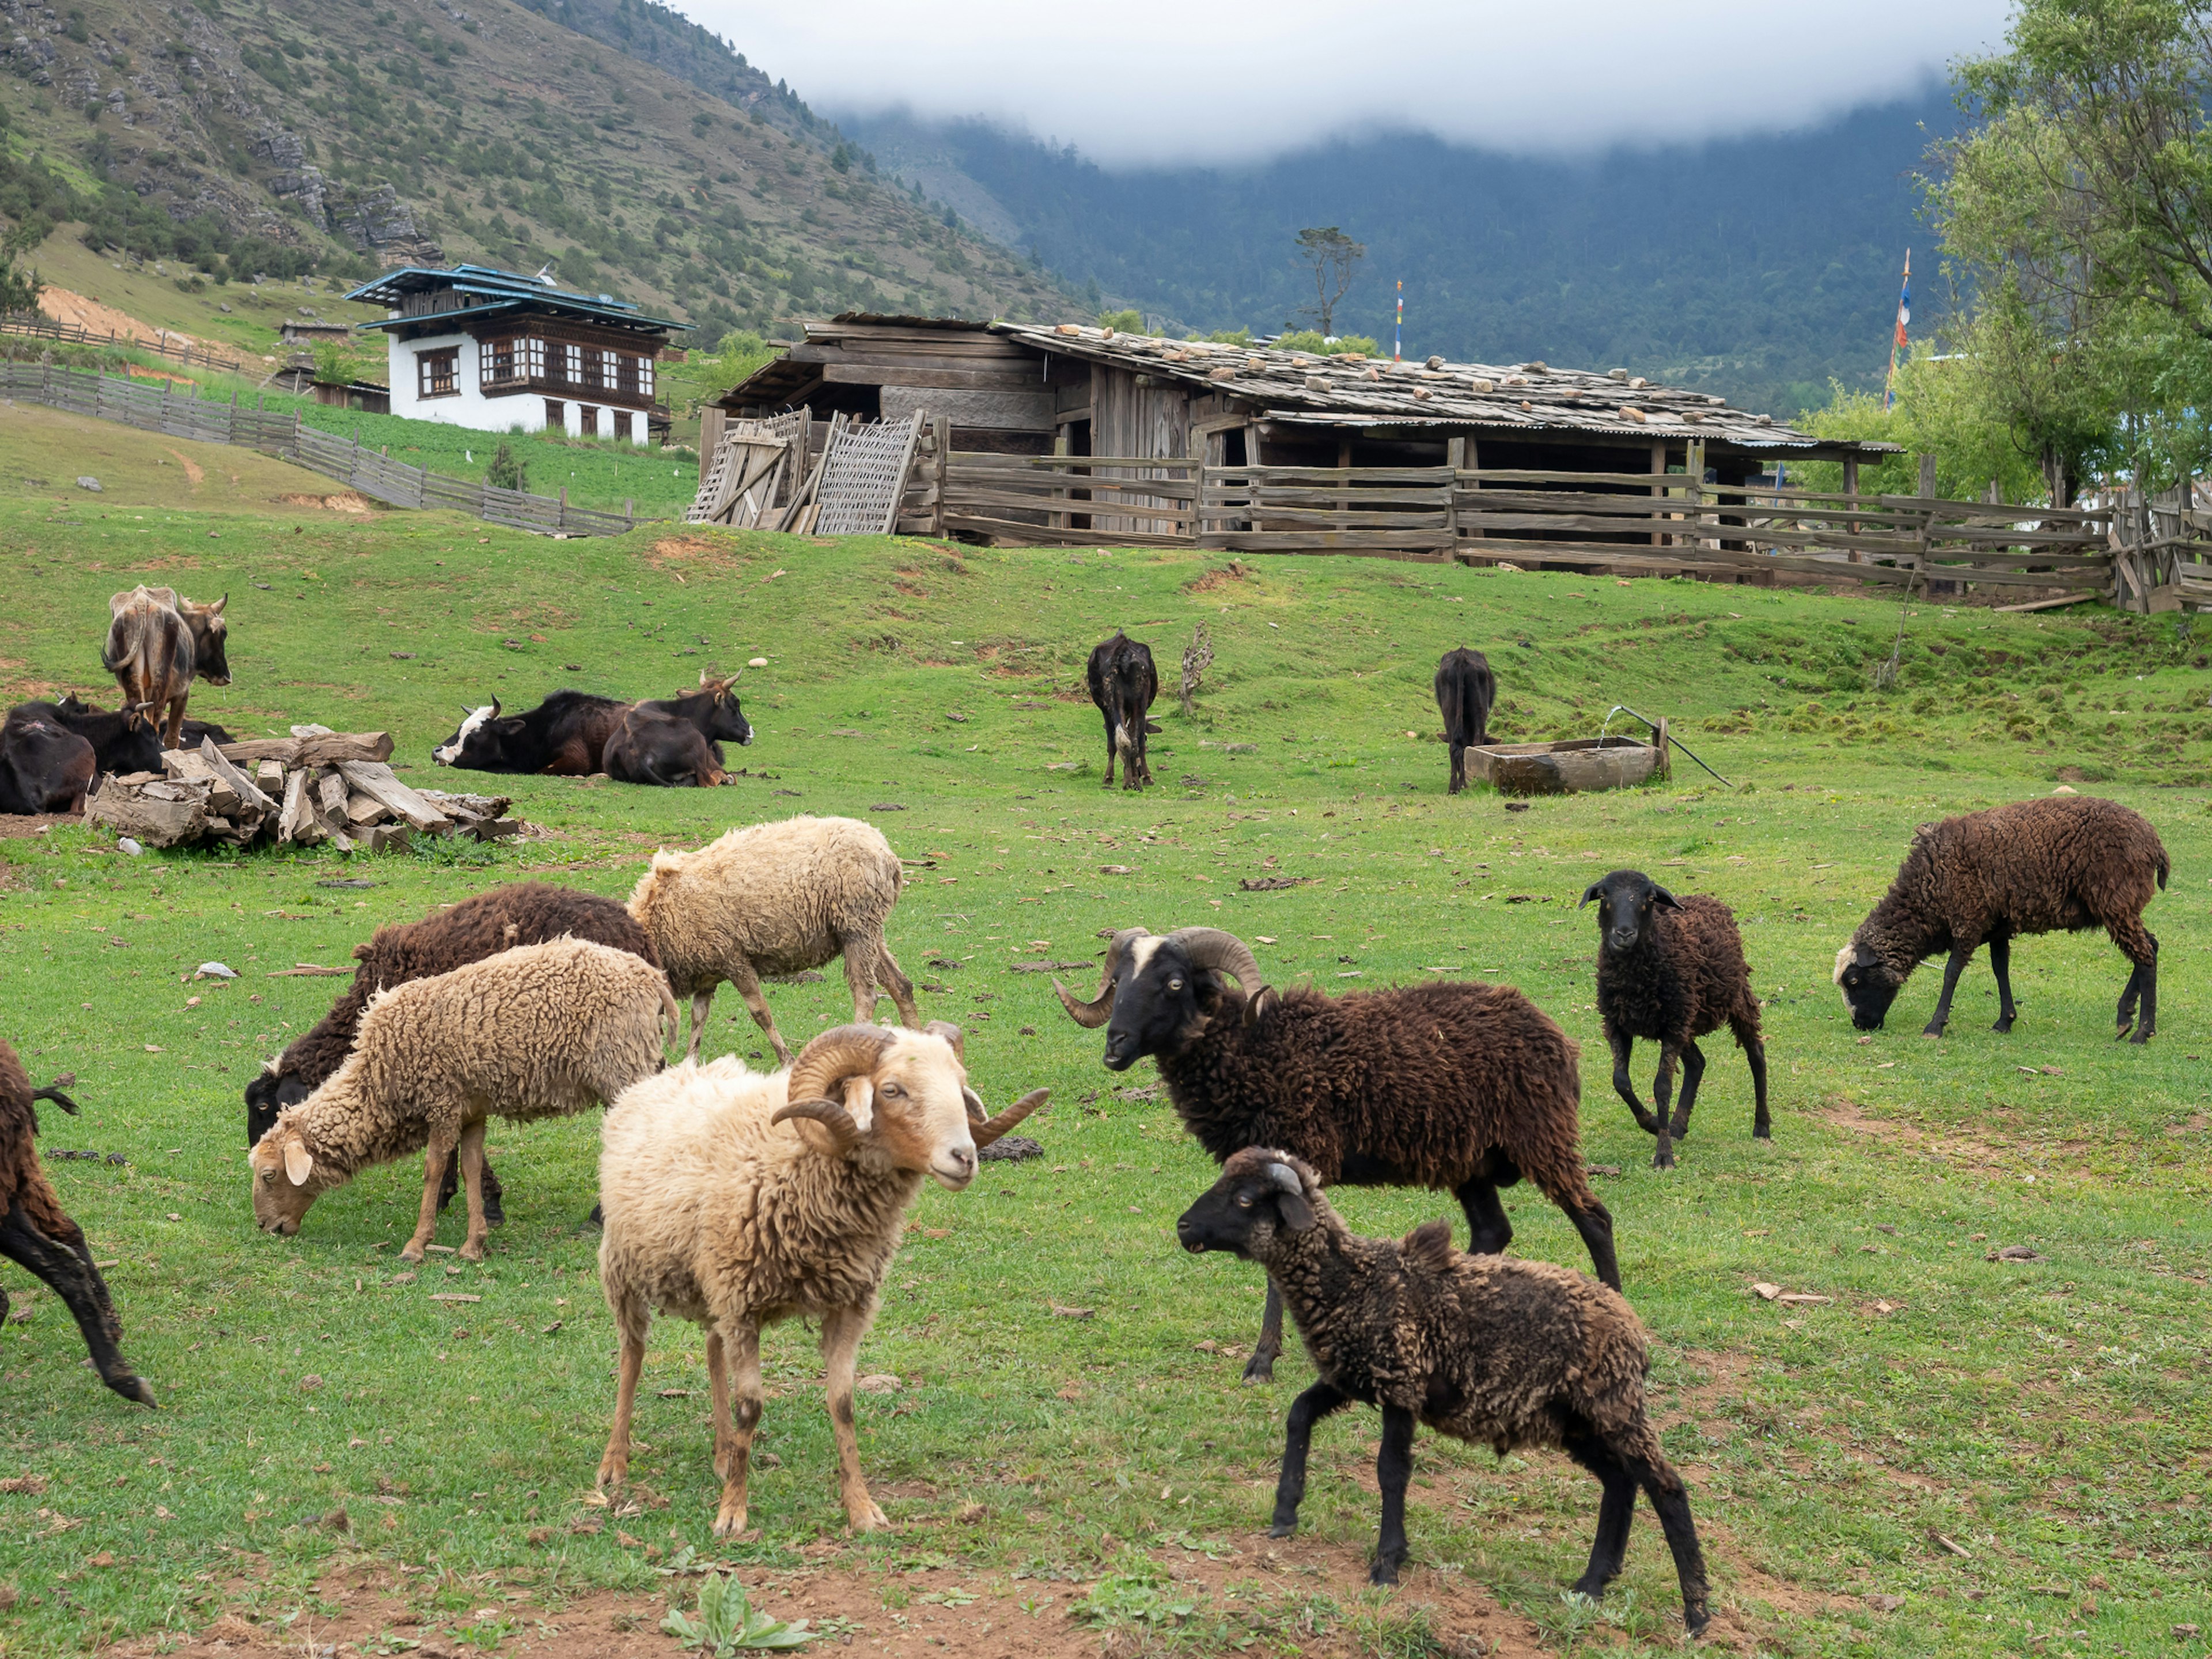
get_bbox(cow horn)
[1167,927,1264,998]
[971,1088,1050,1148]
[488,696,502,718]
[785,1023,895,1118]
[1053,927,1146,1029]
[771,1095,862,1155]
[211,593,228,615]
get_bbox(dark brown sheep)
[0,1040,155,1406]
[1836,795,2169,1043]
[245,882,661,1218]
[1582,869,1768,1169]
[1056,926,1615,1382]
[1177,1148,1708,1631]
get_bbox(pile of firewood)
[85,729,525,852]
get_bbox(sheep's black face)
[1578,868,1677,953]
[1835,945,1901,1030]
[1177,1156,1316,1257]
[245,1069,312,1147]
[1101,937,1215,1071]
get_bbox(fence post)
[624,497,634,528]
[930,414,950,537]
[558,485,567,532]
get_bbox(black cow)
[604,707,726,787]
[0,708,96,815]
[1434,647,1497,795]
[39,697,163,777]
[434,691,629,775]
[1086,631,1161,790]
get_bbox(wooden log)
[198,737,278,818]
[279,768,322,845]
[255,759,286,796]
[366,824,412,853]
[85,775,213,848]
[334,760,452,831]
[316,771,350,826]
[218,732,395,767]
[344,791,384,825]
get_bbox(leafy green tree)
[1274,329,1381,357]
[486,441,528,492]
[1097,308,1143,332]
[1291,226,1363,336]
[0,225,40,315]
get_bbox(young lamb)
[1056,926,1615,1382]
[627,815,921,1066]
[0,1041,155,1406]
[249,938,676,1261]
[595,1022,1046,1535]
[1581,869,1769,1169]
[1836,794,2169,1043]
[246,881,662,1224]
[1177,1148,1709,1632]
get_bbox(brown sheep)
[1582,869,1768,1169]
[1177,1149,1707,1632]
[1836,795,2169,1043]
[0,1041,155,1406]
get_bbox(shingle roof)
[343,264,691,335]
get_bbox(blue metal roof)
[344,263,692,335]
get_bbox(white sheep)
[249,938,677,1261]
[594,1021,1046,1535]
[626,815,921,1065]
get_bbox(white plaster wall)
[380,328,649,444]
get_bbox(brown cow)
[101,586,230,749]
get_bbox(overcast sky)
[683,0,2013,165]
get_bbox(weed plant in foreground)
[0,463,2206,1657]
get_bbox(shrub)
[486,441,527,492]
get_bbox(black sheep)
[1056,926,1616,1381]
[1433,646,1496,794]
[245,882,661,1221]
[1177,1148,1708,1631]
[0,1041,155,1406]
[1581,869,1768,1169]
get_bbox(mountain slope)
[843,96,1953,415]
[0,0,1069,346]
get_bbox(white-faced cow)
[0,707,96,815]
[1434,647,1497,796]
[434,691,629,775]
[101,586,229,751]
[603,675,752,788]
[1087,631,1161,790]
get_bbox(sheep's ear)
[283,1140,314,1187]
[1578,881,1606,910]
[1651,885,1682,910]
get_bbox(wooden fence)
[1,362,653,538]
[2,310,243,372]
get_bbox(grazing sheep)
[1835,795,2169,1043]
[247,882,662,1224]
[0,1041,155,1406]
[596,1022,1046,1535]
[249,938,676,1262]
[1581,869,1768,1169]
[1056,926,1615,1382]
[1086,631,1161,790]
[1434,646,1497,794]
[627,816,921,1066]
[1177,1148,1708,1631]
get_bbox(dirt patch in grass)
[0,813,76,841]
[647,533,760,576]
[1185,559,1257,594]
[276,491,372,514]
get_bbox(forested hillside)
[846,96,1953,415]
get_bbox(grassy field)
[0,407,2207,1658]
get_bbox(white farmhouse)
[344,264,690,445]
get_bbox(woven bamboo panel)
[814,411,924,536]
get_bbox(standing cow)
[1087,631,1161,790]
[1434,646,1497,796]
[101,586,230,750]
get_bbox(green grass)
[0,442,2207,1658]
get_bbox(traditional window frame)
[417,346,460,399]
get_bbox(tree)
[0,226,40,315]
[1291,226,1363,337]
[486,441,528,492]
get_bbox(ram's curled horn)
[1267,1161,1304,1196]
[1167,927,1265,999]
[771,1096,863,1155]
[1053,927,1148,1029]
[970,1088,1051,1149]
[786,1024,895,1112]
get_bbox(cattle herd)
[0,605,2184,1632]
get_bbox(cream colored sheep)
[627,815,921,1065]
[249,938,677,1261]
[594,1021,1046,1535]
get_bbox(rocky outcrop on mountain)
[331,183,441,266]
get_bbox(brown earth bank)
[37,287,188,347]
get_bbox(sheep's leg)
[2112,919,2158,1043]
[456,1120,490,1262]
[840,936,881,1027]
[876,944,921,1028]
[2134,930,2158,1043]
[1649,1043,1683,1170]
[433,1148,505,1226]
[1923,941,1978,1038]
[724,960,792,1066]
[1243,1279,1285,1384]
[1988,931,2019,1033]
[711,1321,764,1537]
[1627,1448,1711,1638]
[595,1289,650,1492]
[685,987,715,1062]
[1735,1015,1771,1139]
[1669,1039,1707,1145]
[820,1305,888,1531]
[1268,1379,1350,1537]
[1455,1174,1514,1257]
[1561,1430,1637,1596]
[1527,1164,1620,1290]
[0,1199,154,1406]
[1370,1403,1416,1585]
[1606,1027,1662,1137]
[401,1131,456,1262]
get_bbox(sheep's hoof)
[2128,1027,2153,1046]
[596,1460,626,1492]
[1991,1017,2014,1033]
[1651,1152,1676,1171]
[1920,1028,1945,1040]
[109,1372,157,1408]
[713,1501,748,1538]
[1753,1127,1772,1141]
[460,1240,486,1263]
[1240,1357,1277,1384]
[1267,1521,1297,1539]
[1368,1558,1402,1586]
[846,1501,889,1532]
[397,1243,427,1264]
